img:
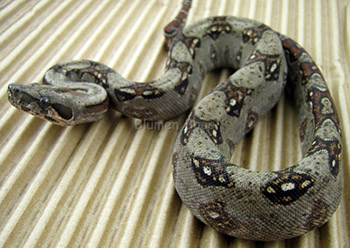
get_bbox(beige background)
[0,0,349,247]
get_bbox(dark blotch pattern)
[261,168,315,205]
[191,156,235,188]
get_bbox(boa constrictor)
[7,0,343,241]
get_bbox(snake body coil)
[7,0,342,240]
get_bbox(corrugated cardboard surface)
[0,0,349,247]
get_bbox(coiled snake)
[7,0,343,241]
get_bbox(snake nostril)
[8,84,14,95]
[8,84,20,96]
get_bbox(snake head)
[8,83,74,125]
[7,83,108,126]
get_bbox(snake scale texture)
[7,0,343,241]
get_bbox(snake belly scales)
[7,0,343,241]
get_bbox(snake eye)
[39,96,50,109]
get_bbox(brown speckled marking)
[242,24,270,44]
[191,156,235,187]
[281,38,306,62]
[216,81,253,117]
[235,46,243,65]
[226,138,236,150]
[210,44,218,63]
[306,87,341,132]
[300,62,322,85]
[205,17,232,40]
[114,83,165,102]
[305,199,329,230]
[306,137,341,177]
[171,33,201,58]
[299,118,308,142]
[199,201,242,233]
[181,112,223,145]
[245,111,258,133]
[261,168,315,205]
[45,62,114,89]
[166,59,193,95]
[245,51,282,81]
